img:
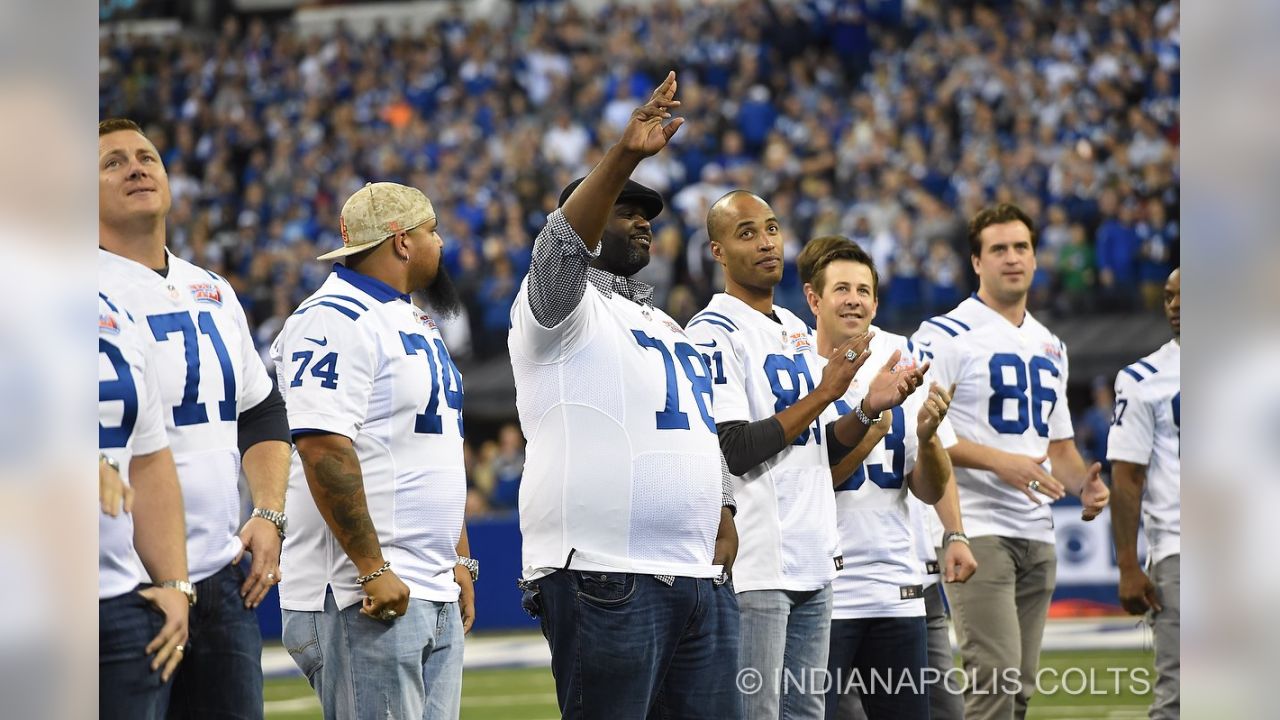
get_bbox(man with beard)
[509,72,742,718]
[272,182,475,719]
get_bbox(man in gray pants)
[911,204,1111,719]
[1109,268,1181,719]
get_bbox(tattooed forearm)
[299,438,384,570]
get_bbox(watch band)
[853,398,882,427]
[158,579,198,607]
[456,556,479,583]
[251,507,287,538]
[942,531,970,548]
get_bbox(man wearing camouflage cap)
[272,182,475,719]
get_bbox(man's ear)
[392,231,411,261]
[804,282,820,315]
[709,239,724,264]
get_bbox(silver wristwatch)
[853,398,882,426]
[942,531,970,548]
[158,579,198,607]
[251,507,288,538]
[456,556,479,583]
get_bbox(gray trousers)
[1149,554,1180,720]
[833,581,964,720]
[945,535,1056,720]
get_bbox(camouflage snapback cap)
[318,182,436,260]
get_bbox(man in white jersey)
[1109,267,1180,720]
[99,291,190,719]
[911,203,1110,720]
[510,72,742,719]
[688,191,925,720]
[796,237,974,720]
[99,118,292,719]
[273,182,474,718]
[796,240,957,719]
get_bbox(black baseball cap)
[557,177,665,220]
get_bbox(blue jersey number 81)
[764,354,820,445]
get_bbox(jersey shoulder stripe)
[98,292,120,313]
[203,268,226,283]
[690,310,739,331]
[923,317,964,337]
[1121,359,1159,383]
[292,299,364,322]
[688,316,736,333]
[941,314,971,331]
[98,291,134,322]
[296,293,372,318]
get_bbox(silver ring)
[174,645,185,653]
[1028,480,1041,492]
[266,573,275,581]
[381,609,398,620]
[845,349,858,362]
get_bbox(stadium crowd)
[99,0,1179,362]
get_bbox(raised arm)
[526,71,684,328]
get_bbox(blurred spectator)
[1135,197,1179,310]
[1096,191,1142,311]
[1058,223,1096,314]
[488,423,526,513]
[1077,377,1116,473]
[922,239,962,313]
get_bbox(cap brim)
[316,236,390,261]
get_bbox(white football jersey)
[99,292,170,599]
[510,216,722,581]
[1107,340,1180,564]
[100,249,274,581]
[685,293,839,592]
[911,296,1074,544]
[907,495,944,589]
[272,264,466,611]
[820,328,957,618]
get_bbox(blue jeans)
[283,591,464,720]
[100,588,173,720]
[825,616,929,720]
[738,585,833,720]
[167,563,264,720]
[526,570,742,719]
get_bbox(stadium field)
[264,648,1155,719]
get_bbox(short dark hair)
[968,203,1037,257]
[98,118,144,137]
[807,238,879,298]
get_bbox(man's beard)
[599,231,650,278]
[423,266,463,319]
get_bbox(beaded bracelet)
[356,560,391,585]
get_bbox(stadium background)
[100,0,1176,716]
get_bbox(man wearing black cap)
[509,71,743,719]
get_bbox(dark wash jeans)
[825,615,929,720]
[100,588,173,720]
[524,570,743,719]
[166,563,264,720]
